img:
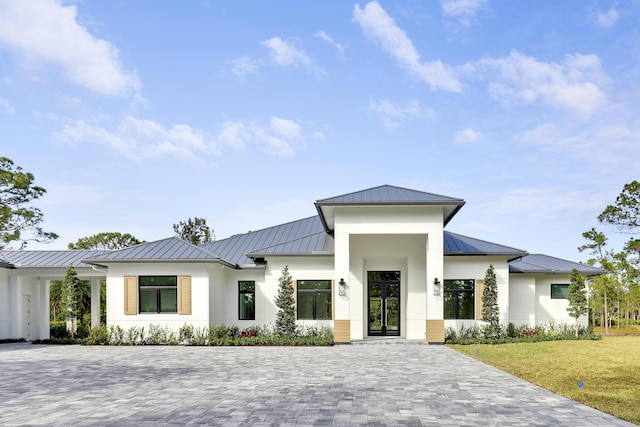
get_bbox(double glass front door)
[367,271,400,336]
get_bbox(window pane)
[239,281,255,292]
[315,292,332,319]
[444,279,474,290]
[140,276,177,287]
[297,292,314,319]
[551,284,569,299]
[239,292,255,320]
[457,292,474,319]
[443,292,456,319]
[298,280,331,290]
[139,289,157,313]
[159,289,177,312]
[368,271,401,282]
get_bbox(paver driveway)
[0,342,634,426]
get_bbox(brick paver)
[0,342,634,426]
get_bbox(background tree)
[68,232,144,250]
[274,265,296,336]
[0,157,58,249]
[173,217,214,245]
[578,228,612,335]
[567,268,588,337]
[481,264,500,339]
[598,180,640,232]
[60,266,82,338]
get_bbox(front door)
[367,271,400,336]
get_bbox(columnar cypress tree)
[60,265,82,338]
[481,264,501,339]
[567,268,588,337]
[274,265,296,337]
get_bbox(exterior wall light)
[338,278,347,296]
[433,278,441,295]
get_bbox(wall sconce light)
[339,278,346,296]
[433,278,441,295]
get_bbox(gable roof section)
[509,254,608,276]
[444,232,528,260]
[201,216,325,265]
[315,185,465,232]
[1,250,109,268]
[82,237,233,265]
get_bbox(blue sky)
[1,0,638,261]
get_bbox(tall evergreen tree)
[274,265,296,336]
[481,264,501,339]
[567,268,588,337]
[60,266,82,338]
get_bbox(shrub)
[85,326,109,345]
[50,321,68,339]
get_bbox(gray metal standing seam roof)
[0,250,109,268]
[201,216,326,265]
[82,237,231,264]
[315,185,465,205]
[509,254,608,276]
[444,232,528,259]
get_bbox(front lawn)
[449,336,640,425]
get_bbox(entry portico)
[316,187,465,342]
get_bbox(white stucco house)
[0,185,605,343]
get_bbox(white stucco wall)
[106,262,211,332]
[443,256,510,331]
[0,269,9,339]
[509,274,536,326]
[535,275,588,327]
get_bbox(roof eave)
[82,258,237,269]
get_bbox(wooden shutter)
[178,276,192,315]
[475,279,485,320]
[124,276,137,315]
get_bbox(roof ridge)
[316,184,464,203]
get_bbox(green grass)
[449,336,640,425]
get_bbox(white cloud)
[53,116,213,160]
[261,37,312,68]
[0,0,140,96]
[454,127,482,143]
[311,131,325,140]
[520,120,640,172]
[440,0,487,26]
[467,51,609,115]
[216,117,307,157]
[369,99,433,129]
[352,1,462,92]
[594,4,619,28]
[0,96,14,113]
[228,55,260,77]
[217,120,252,149]
[315,30,346,57]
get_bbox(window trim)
[296,280,332,320]
[238,281,256,320]
[551,284,569,299]
[443,279,475,320]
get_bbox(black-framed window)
[444,279,475,319]
[551,284,569,299]
[239,281,255,320]
[297,280,332,320]
[139,276,177,313]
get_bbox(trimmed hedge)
[445,322,601,345]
